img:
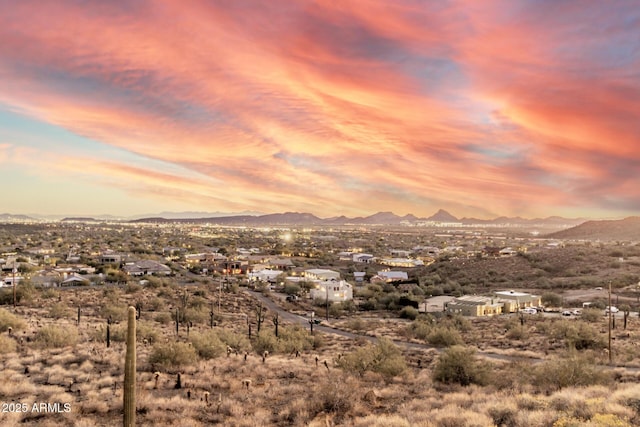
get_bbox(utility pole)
[325,286,329,321]
[12,265,17,308]
[608,281,613,365]
[218,276,222,316]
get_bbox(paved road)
[245,290,549,364]
[244,290,640,372]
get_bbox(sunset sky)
[1,1,639,219]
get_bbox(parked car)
[572,309,582,316]
[285,295,298,302]
[562,311,572,317]
[521,308,537,314]
[605,306,619,314]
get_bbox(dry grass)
[0,284,639,426]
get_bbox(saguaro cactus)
[272,313,279,337]
[124,306,137,427]
[175,308,180,337]
[256,303,265,333]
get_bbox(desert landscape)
[1,218,640,426]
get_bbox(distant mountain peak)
[426,209,458,222]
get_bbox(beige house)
[445,296,504,317]
[494,290,541,313]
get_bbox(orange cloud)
[0,1,638,217]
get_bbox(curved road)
[244,290,640,373]
[246,290,546,364]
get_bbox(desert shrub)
[542,292,563,307]
[154,312,172,324]
[100,304,127,322]
[312,332,325,349]
[405,320,431,341]
[0,308,26,332]
[40,288,59,299]
[553,321,605,350]
[308,378,356,421]
[124,282,142,293]
[427,326,463,347]
[136,321,160,344]
[105,324,127,342]
[581,308,603,322]
[506,325,529,340]
[337,337,406,378]
[215,328,251,352]
[33,325,79,349]
[399,306,419,320]
[0,334,17,354]
[277,325,315,353]
[189,330,226,359]
[441,314,471,332]
[100,321,160,344]
[148,341,198,367]
[488,403,518,427]
[181,306,209,324]
[532,353,611,392]
[345,318,366,332]
[48,302,72,319]
[329,302,345,318]
[0,283,35,305]
[433,345,488,386]
[252,330,279,355]
[283,283,301,295]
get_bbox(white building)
[378,258,424,268]
[353,253,375,263]
[373,270,409,282]
[247,269,282,283]
[304,269,340,281]
[309,280,353,302]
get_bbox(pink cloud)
[0,1,638,217]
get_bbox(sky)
[1,0,639,219]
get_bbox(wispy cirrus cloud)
[0,0,638,217]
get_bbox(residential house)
[378,258,424,268]
[372,270,409,282]
[309,280,353,302]
[304,269,341,281]
[100,252,123,264]
[123,260,172,276]
[494,290,541,312]
[352,253,375,263]
[247,269,282,283]
[61,273,90,286]
[445,295,504,317]
[499,247,518,257]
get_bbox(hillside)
[547,217,640,241]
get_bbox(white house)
[373,270,408,282]
[378,258,424,268]
[309,280,353,302]
[304,269,340,281]
[61,273,90,286]
[353,253,375,263]
[247,269,282,283]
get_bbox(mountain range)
[127,209,587,227]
